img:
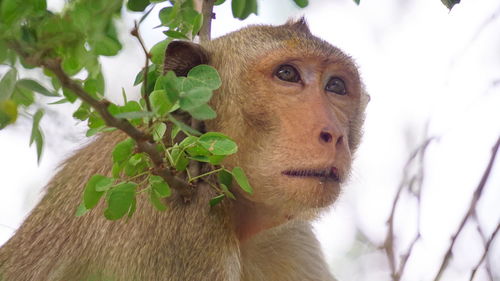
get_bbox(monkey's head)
[164,19,369,219]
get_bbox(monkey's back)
[0,131,240,281]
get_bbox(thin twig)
[472,211,495,280]
[383,137,435,280]
[131,21,152,113]
[470,222,500,281]
[432,136,500,281]
[395,143,426,280]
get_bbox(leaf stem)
[189,167,223,182]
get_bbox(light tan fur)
[0,19,367,281]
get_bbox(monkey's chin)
[282,176,341,209]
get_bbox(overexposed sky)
[1,0,499,280]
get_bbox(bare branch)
[432,136,500,281]
[383,137,435,280]
[472,212,495,280]
[470,222,500,281]
[131,21,152,113]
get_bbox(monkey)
[0,19,368,281]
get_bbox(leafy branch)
[10,44,193,199]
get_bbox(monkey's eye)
[275,65,301,83]
[325,77,347,95]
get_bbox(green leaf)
[168,115,201,136]
[73,104,91,121]
[0,68,17,101]
[91,35,122,56]
[149,188,167,211]
[62,88,78,103]
[104,182,137,220]
[0,100,18,129]
[164,30,189,40]
[17,79,59,97]
[113,111,154,120]
[293,0,309,8]
[32,0,47,12]
[127,0,150,11]
[83,174,108,209]
[0,0,25,24]
[179,87,212,111]
[353,0,360,4]
[75,203,89,217]
[239,0,257,19]
[128,197,137,218]
[48,98,69,105]
[220,183,236,200]
[441,0,460,9]
[112,138,135,164]
[209,194,225,206]
[152,122,167,142]
[94,176,115,192]
[30,109,44,163]
[192,14,203,37]
[84,74,105,99]
[214,0,226,5]
[150,90,173,116]
[11,87,35,107]
[198,132,237,156]
[159,5,179,27]
[188,103,216,120]
[124,153,149,177]
[149,175,171,198]
[170,146,189,171]
[150,40,169,66]
[218,169,233,188]
[186,65,222,90]
[231,0,246,19]
[232,167,253,194]
[170,125,181,143]
[162,71,181,103]
[179,135,198,148]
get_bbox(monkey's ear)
[163,41,209,76]
[285,17,311,35]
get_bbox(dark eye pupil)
[275,65,300,82]
[326,78,346,95]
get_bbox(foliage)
[0,0,460,220]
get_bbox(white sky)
[0,0,499,280]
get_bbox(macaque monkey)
[0,19,368,281]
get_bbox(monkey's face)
[216,48,366,215]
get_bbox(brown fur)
[0,20,368,281]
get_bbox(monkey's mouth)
[282,167,340,182]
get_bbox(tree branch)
[432,136,500,281]
[9,41,194,200]
[469,222,500,281]
[188,0,215,182]
[199,0,215,42]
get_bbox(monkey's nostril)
[319,131,333,143]
[336,135,344,146]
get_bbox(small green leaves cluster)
[0,0,122,161]
[78,131,253,220]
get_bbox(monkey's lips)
[281,167,340,182]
